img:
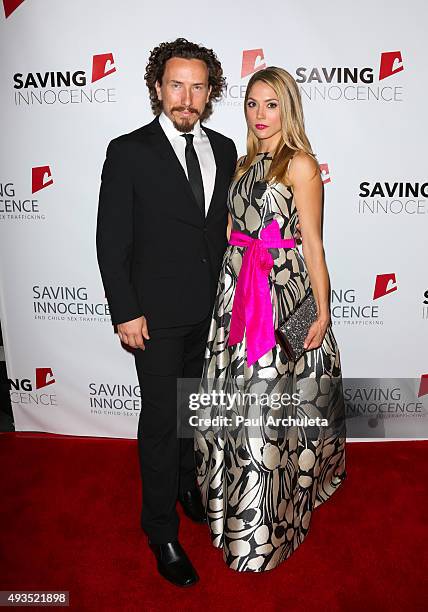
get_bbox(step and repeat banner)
[0,0,427,440]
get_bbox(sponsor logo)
[221,49,404,107]
[35,367,56,389]
[219,48,267,106]
[32,166,54,194]
[9,367,57,406]
[3,0,25,18]
[331,275,397,326]
[296,51,404,103]
[32,285,110,323]
[344,379,426,434]
[358,181,428,215]
[89,382,141,417]
[373,273,398,300]
[0,168,53,222]
[91,53,116,83]
[418,374,428,398]
[379,51,404,81]
[331,287,381,326]
[320,163,331,184]
[12,53,117,106]
[241,49,266,78]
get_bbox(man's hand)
[294,222,302,244]
[117,315,150,350]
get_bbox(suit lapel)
[145,116,204,219]
[144,117,229,221]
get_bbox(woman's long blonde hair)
[236,66,317,184]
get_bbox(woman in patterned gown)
[194,67,346,572]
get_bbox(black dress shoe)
[179,488,207,523]
[148,539,199,587]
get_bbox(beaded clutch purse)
[275,291,318,361]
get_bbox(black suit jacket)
[96,116,237,329]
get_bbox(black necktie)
[182,133,205,215]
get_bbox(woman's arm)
[227,212,233,240]
[288,152,330,350]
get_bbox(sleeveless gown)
[195,152,347,572]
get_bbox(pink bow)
[228,219,296,367]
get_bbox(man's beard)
[170,106,200,133]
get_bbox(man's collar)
[159,111,203,140]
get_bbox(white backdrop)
[0,0,427,440]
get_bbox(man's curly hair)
[144,38,226,122]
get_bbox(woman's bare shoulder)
[288,151,320,183]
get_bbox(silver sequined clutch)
[275,291,318,361]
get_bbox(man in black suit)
[96,39,237,587]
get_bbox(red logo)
[241,49,266,78]
[379,51,404,81]
[91,53,116,83]
[418,374,428,398]
[3,0,25,18]
[32,166,53,194]
[319,163,331,184]
[35,367,56,390]
[373,273,398,300]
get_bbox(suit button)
[201,258,207,263]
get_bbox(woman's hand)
[303,315,330,351]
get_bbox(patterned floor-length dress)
[195,152,346,572]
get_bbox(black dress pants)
[134,315,211,544]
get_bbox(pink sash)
[228,220,296,366]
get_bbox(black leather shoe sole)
[157,563,199,587]
[149,540,199,587]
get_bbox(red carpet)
[0,433,426,611]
